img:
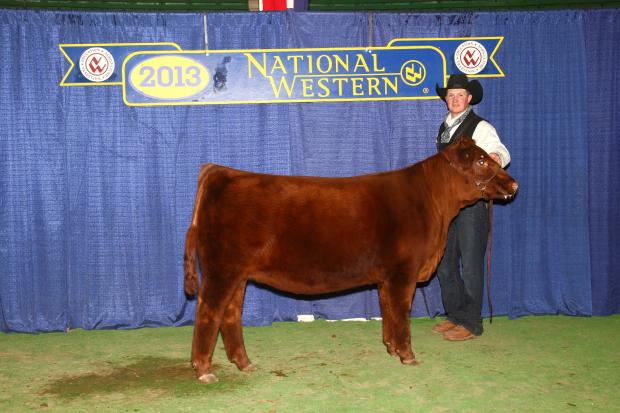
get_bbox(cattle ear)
[458,135,475,147]
[456,138,475,164]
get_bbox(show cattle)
[184,136,518,383]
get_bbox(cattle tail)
[184,164,213,297]
[184,225,199,296]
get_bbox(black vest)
[436,110,485,151]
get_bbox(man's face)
[446,88,472,116]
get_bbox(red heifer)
[184,136,518,383]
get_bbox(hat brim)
[435,79,483,105]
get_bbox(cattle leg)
[377,284,397,357]
[220,282,256,372]
[191,276,240,383]
[382,281,418,365]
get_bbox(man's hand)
[489,152,501,166]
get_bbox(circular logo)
[79,47,115,82]
[400,60,426,87]
[454,41,488,75]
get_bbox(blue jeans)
[436,200,488,336]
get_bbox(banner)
[122,46,446,106]
[59,37,504,106]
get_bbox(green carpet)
[1,315,619,412]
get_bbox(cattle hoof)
[242,363,257,372]
[198,373,218,384]
[401,358,418,366]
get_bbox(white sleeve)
[472,120,511,168]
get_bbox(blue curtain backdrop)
[0,8,618,333]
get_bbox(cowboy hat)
[435,74,483,105]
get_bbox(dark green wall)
[0,0,618,12]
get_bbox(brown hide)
[184,136,518,383]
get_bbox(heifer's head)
[441,136,518,201]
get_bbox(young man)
[433,74,511,340]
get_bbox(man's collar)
[446,106,472,124]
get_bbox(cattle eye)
[478,159,485,165]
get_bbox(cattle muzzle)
[477,167,518,200]
[504,180,519,200]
